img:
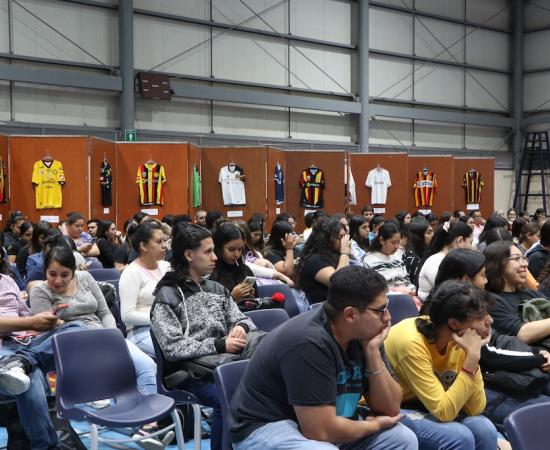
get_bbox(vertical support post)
[358,0,369,152]
[512,0,524,173]
[119,0,135,133]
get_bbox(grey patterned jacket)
[151,273,256,363]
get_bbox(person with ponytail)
[363,221,416,295]
[385,281,498,450]
[417,221,473,301]
[151,224,257,450]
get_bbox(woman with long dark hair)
[263,220,298,277]
[348,215,369,266]
[295,217,350,304]
[385,281,498,449]
[363,221,416,295]
[403,218,432,288]
[417,221,473,301]
[7,222,33,264]
[96,220,123,268]
[16,221,50,280]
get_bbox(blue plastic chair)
[52,328,185,450]
[88,268,121,281]
[99,279,127,337]
[245,309,289,332]
[504,402,550,450]
[386,294,419,325]
[214,360,249,450]
[151,331,202,450]
[257,284,300,317]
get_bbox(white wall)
[494,169,514,211]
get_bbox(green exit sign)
[124,130,136,142]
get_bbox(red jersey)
[413,170,437,207]
[299,167,325,208]
[463,170,484,204]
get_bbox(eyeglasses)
[364,302,389,319]
[507,255,527,263]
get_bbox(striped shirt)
[0,274,32,346]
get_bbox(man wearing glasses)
[230,266,417,450]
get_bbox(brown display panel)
[0,135,8,224]
[200,147,268,222]
[285,151,346,231]
[9,136,90,224]
[348,153,409,218]
[188,144,202,221]
[116,142,189,226]
[90,138,117,223]
[266,147,286,229]
[453,158,495,218]
[408,156,455,216]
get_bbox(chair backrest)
[150,330,198,403]
[244,309,289,332]
[257,284,300,317]
[53,328,138,411]
[88,268,121,281]
[387,294,418,325]
[504,402,550,450]
[214,360,249,450]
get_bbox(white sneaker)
[0,366,30,395]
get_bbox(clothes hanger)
[42,151,53,163]
[103,152,107,163]
[146,154,155,164]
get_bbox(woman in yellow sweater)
[384,280,498,450]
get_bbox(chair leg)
[89,423,99,450]
[192,403,202,450]
[171,409,186,450]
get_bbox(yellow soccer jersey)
[32,159,66,209]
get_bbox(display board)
[408,155,454,216]
[9,136,90,224]
[0,135,8,224]
[90,137,117,223]
[348,153,409,218]
[266,146,286,229]
[453,157,494,217]
[116,142,189,226]
[285,151,346,231]
[200,146,268,222]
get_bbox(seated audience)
[96,220,122,269]
[368,215,384,243]
[525,219,550,280]
[295,217,350,304]
[151,224,257,450]
[16,221,50,280]
[86,218,99,238]
[63,212,100,261]
[385,281,498,449]
[7,222,32,264]
[476,215,508,253]
[120,221,170,358]
[417,221,473,301]
[348,215,369,266]
[263,220,298,278]
[114,221,138,271]
[403,218,432,289]
[230,266,417,450]
[247,221,264,255]
[3,213,26,249]
[517,221,539,255]
[363,222,416,296]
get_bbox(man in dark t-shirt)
[230,266,417,449]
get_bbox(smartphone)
[243,276,256,286]
[53,304,69,317]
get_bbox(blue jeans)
[400,409,498,450]
[233,419,418,450]
[125,339,157,395]
[128,325,155,358]
[178,378,222,450]
[0,321,85,450]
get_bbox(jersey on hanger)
[299,167,325,209]
[463,170,484,204]
[365,168,391,204]
[193,164,201,208]
[136,162,166,206]
[99,160,113,207]
[32,159,65,209]
[274,163,284,205]
[346,167,357,205]
[219,164,246,206]
[413,169,437,207]
[0,157,6,204]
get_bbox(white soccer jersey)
[346,167,357,205]
[365,168,392,205]
[219,164,246,206]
